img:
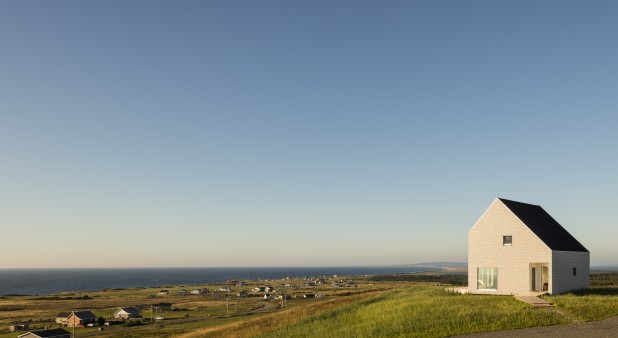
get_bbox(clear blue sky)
[1,1,616,268]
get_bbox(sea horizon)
[0,266,442,296]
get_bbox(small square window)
[503,235,512,246]
[573,268,577,276]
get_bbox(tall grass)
[546,287,618,321]
[259,285,566,338]
[176,291,383,338]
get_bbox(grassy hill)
[256,285,566,338]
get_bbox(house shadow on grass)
[566,287,618,296]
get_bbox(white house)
[18,328,71,338]
[113,306,141,319]
[468,198,589,295]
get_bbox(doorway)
[531,268,536,291]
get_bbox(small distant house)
[263,294,271,300]
[236,282,247,287]
[18,328,71,338]
[113,307,142,320]
[152,302,173,311]
[66,311,97,327]
[157,290,169,296]
[55,312,71,325]
[469,198,590,295]
[331,283,341,288]
[252,287,265,292]
[190,289,201,295]
[9,324,29,332]
[315,294,325,298]
[178,290,188,296]
[275,294,291,300]
[302,294,316,299]
[236,291,248,297]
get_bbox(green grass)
[545,287,618,321]
[258,285,566,338]
[591,271,618,287]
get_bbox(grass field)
[541,271,618,321]
[1,271,616,338]
[256,285,567,338]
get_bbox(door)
[531,268,536,291]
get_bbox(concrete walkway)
[514,292,553,307]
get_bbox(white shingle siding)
[468,198,589,295]
[551,251,590,294]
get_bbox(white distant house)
[113,307,141,320]
[18,328,70,338]
[468,198,590,295]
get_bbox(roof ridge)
[498,198,588,253]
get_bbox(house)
[152,302,173,311]
[66,310,97,327]
[178,289,188,296]
[113,306,142,319]
[468,198,589,295]
[18,328,70,338]
[236,291,248,297]
[190,289,201,295]
[157,290,169,296]
[263,294,271,299]
[55,312,71,325]
[9,324,29,332]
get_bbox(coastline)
[0,266,442,296]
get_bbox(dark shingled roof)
[26,328,70,338]
[71,310,97,319]
[118,306,141,315]
[499,198,588,252]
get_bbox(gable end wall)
[469,199,552,295]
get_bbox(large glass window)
[477,267,498,290]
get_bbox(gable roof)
[115,306,140,315]
[69,310,97,320]
[498,198,588,252]
[20,328,70,338]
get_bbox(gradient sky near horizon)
[1,1,617,268]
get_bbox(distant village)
[8,275,359,338]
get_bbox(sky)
[1,1,617,268]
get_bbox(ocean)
[0,266,439,296]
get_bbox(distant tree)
[97,317,106,326]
